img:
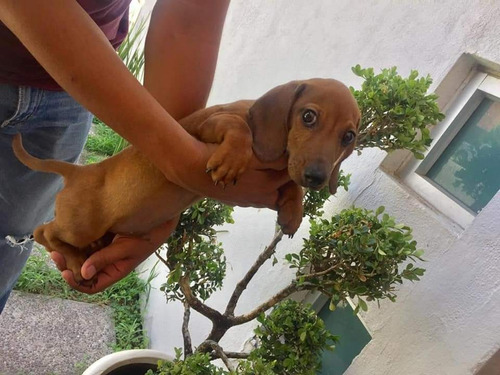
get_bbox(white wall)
[141,1,500,373]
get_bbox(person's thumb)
[81,243,123,280]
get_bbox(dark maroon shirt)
[0,0,132,90]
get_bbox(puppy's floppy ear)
[329,162,341,195]
[330,116,360,194]
[248,81,305,162]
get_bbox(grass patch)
[85,118,128,159]
[14,249,153,351]
[84,150,109,164]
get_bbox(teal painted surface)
[318,303,371,374]
[427,98,500,213]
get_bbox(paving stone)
[0,291,115,375]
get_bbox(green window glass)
[318,303,371,374]
[426,98,500,213]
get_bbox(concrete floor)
[0,291,115,375]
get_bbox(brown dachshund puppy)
[12,78,360,285]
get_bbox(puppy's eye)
[341,130,356,146]
[302,109,317,127]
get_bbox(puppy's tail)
[12,134,77,177]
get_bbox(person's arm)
[144,0,229,120]
[0,0,201,185]
[0,0,289,207]
[142,0,291,207]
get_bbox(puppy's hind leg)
[34,224,91,286]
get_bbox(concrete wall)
[141,1,500,373]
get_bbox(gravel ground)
[0,291,115,375]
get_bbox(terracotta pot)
[83,349,173,375]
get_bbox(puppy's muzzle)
[303,164,328,190]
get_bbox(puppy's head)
[248,78,360,194]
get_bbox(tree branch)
[198,340,235,372]
[300,263,341,279]
[179,275,226,324]
[225,229,284,316]
[155,249,169,268]
[224,351,250,359]
[231,282,298,325]
[182,301,193,357]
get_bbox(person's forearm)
[0,0,201,184]
[145,0,230,120]
[0,1,288,208]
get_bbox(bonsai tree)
[148,66,444,374]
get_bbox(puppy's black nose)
[303,166,327,189]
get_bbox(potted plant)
[83,350,173,375]
[86,66,444,374]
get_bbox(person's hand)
[50,220,178,294]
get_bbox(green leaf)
[358,297,368,312]
[354,304,361,315]
[167,266,182,285]
[329,299,337,311]
[414,249,425,258]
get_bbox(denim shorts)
[0,84,92,313]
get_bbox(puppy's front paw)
[206,144,252,187]
[277,203,303,236]
[276,182,304,235]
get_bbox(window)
[398,72,500,227]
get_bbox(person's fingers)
[50,252,102,293]
[243,169,292,208]
[82,256,143,293]
[62,267,116,294]
[81,241,127,280]
[50,251,67,271]
[80,270,122,294]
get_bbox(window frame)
[397,72,500,228]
